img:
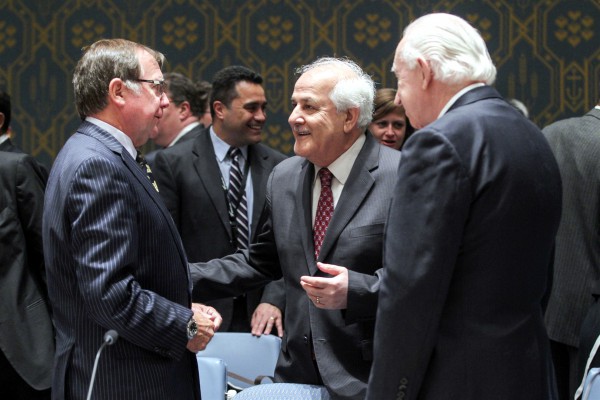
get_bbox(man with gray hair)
[366,13,561,399]
[191,57,401,399]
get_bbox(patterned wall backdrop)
[0,0,598,169]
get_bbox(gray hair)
[397,13,497,86]
[73,38,165,119]
[296,57,375,129]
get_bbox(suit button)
[400,378,408,385]
[303,335,309,344]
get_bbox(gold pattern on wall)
[554,11,594,47]
[353,14,393,48]
[162,16,199,50]
[0,0,598,169]
[0,21,17,53]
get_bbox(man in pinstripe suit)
[43,39,220,400]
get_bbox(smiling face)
[369,109,407,150]
[214,80,267,147]
[289,66,358,167]
[122,49,169,147]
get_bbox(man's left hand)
[300,262,348,309]
[192,303,223,331]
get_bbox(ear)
[179,101,191,121]
[212,101,226,120]
[343,107,360,133]
[108,78,127,107]
[416,58,433,90]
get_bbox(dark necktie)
[136,152,159,192]
[228,147,249,249]
[313,168,334,260]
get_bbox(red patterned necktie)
[313,168,334,259]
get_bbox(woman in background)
[369,88,414,150]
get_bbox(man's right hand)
[186,310,215,352]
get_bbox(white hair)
[397,13,497,85]
[296,57,375,129]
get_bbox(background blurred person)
[145,73,212,166]
[368,87,414,150]
[0,151,53,400]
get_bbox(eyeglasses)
[134,79,165,96]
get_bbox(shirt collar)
[209,126,248,162]
[314,133,366,186]
[169,121,201,147]
[0,132,9,146]
[85,117,137,159]
[438,82,486,119]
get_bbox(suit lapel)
[79,122,189,268]
[248,145,270,241]
[192,130,233,240]
[317,134,378,265]
[296,160,318,274]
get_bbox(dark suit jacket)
[145,126,202,168]
[43,121,199,400]
[0,151,54,390]
[366,86,561,400]
[191,133,401,399]
[153,125,286,331]
[1,138,50,183]
[543,108,600,349]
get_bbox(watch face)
[187,318,198,339]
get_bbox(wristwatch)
[186,317,198,340]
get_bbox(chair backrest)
[198,332,281,389]
[232,383,330,399]
[583,368,600,400]
[197,356,227,400]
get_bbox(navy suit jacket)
[191,133,401,399]
[43,121,199,400]
[366,86,561,400]
[0,151,54,390]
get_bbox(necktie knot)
[229,147,241,162]
[319,168,333,188]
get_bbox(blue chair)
[197,332,281,390]
[233,383,330,399]
[581,367,600,400]
[197,356,227,400]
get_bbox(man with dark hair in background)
[153,66,287,335]
[145,72,212,166]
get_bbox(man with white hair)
[191,57,401,399]
[366,13,561,399]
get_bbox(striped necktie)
[228,147,249,249]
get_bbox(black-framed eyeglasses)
[134,79,165,96]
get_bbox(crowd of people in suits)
[1,11,599,400]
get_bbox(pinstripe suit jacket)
[191,133,401,399]
[43,121,199,400]
[543,107,600,348]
